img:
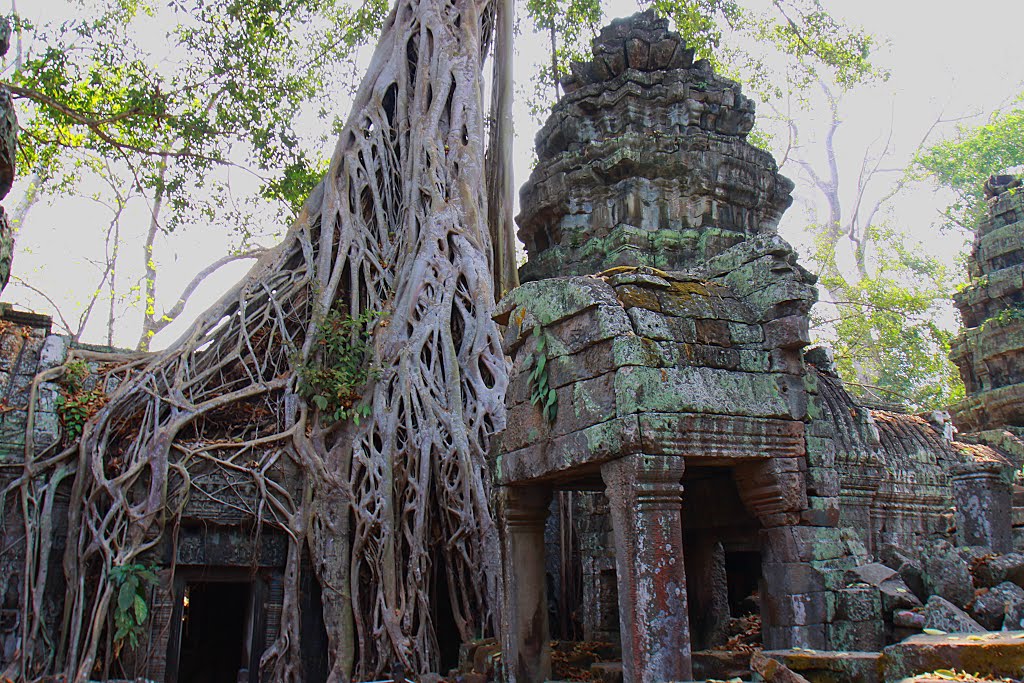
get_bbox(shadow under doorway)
[175,580,252,683]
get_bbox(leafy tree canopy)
[914,103,1024,231]
[10,0,385,223]
[15,0,885,201]
[809,222,964,410]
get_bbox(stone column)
[686,536,730,649]
[499,485,553,683]
[601,454,691,683]
[953,461,1013,553]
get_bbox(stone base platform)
[759,649,882,683]
[882,632,1024,682]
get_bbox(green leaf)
[118,582,135,612]
[133,594,148,625]
[137,568,159,585]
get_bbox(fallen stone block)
[758,649,882,683]
[850,562,899,586]
[750,651,812,683]
[969,581,1024,630]
[920,595,987,634]
[973,552,1024,589]
[881,544,928,603]
[921,540,975,609]
[894,610,925,629]
[883,631,1024,681]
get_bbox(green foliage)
[296,308,380,424]
[809,224,965,410]
[521,0,886,118]
[61,358,91,391]
[527,325,558,423]
[914,105,1024,231]
[109,563,159,650]
[12,0,387,223]
[55,359,106,442]
[982,304,1024,329]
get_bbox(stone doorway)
[166,572,266,683]
[683,466,763,651]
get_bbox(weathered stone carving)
[951,175,1024,432]
[495,11,833,681]
[495,12,1024,683]
[516,10,794,284]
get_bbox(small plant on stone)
[297,308,381,424]
[61,358,90,390]
[982,304,1024,330]
[528,325,558,423]
[109,563,159,650]
[55,359,106,442]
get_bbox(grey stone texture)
[972,551,1024,588]
[920,538,976,609]
[968,581,1024,630]
[919,595,987,634]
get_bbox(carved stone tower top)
[516,10,795,282]
[950,174,1024,431]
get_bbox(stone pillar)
[953,461,1013,553]
[601,454,691,683]
[686,536,730,649]
[499,486,553,683]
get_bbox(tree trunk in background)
[485,0,518,299]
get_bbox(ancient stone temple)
[494,11,1024,683]
[949,173,1024,549]
[3,8,1024,683]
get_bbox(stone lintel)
[638,412,805,460]
[495,415,642,485]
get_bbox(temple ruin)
[0,8,1022,683]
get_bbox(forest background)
[7,0,1024,411]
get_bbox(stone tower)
[494,12,850,683]
[517,10,795,283]
[950,174,1024,434]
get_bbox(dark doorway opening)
[300,553,330,683]
[177,581,251,683]
[725,550,761,616]
[432,550,461,673]
[683,467,762,650]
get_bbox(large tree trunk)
[9,0,508,679]
[312,0,507,673]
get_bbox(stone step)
[882,631,1024,681]
[759,649,883,683]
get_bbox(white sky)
[8,0,1024,349]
